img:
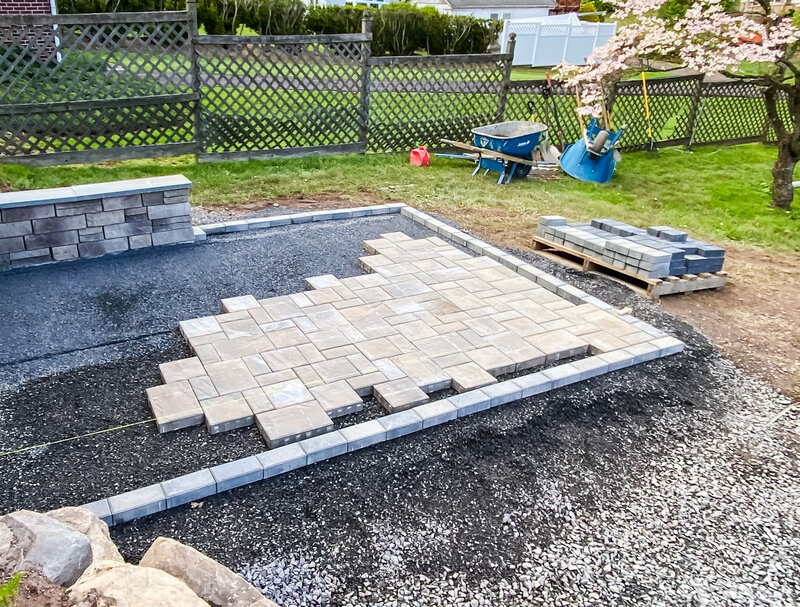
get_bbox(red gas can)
[409,145,431,167]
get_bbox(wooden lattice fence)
[0,10,197,165]
[0,6,792,165]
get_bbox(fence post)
[359,11,373,152]
[496,33,516,122]
[685,75,704,150]
[186,0,202,155]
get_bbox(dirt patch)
[659,246,800,398]
[12,573,69,607]
[192,192,393,225]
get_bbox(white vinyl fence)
[501,15,617,67]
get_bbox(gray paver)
[108,484,166,525]
[210,456,262,492]
[340,419,387,451]
[379,409,424,439]
[299,431,348,464]
[81,499,112,526]
[541,363,582,388]
[482,381,524,407]
[449,390,492,417]
[512,372,553,398]
[257,443,307,478]
[161,469,216,508]
[414,399,458,428]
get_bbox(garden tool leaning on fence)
[641,72,658,156]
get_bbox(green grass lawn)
[1,143,797,252]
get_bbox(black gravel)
[1,211,796,606]
[0,215,434,508]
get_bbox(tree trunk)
[772,139,797,210]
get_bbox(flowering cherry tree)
[556,0,800,209]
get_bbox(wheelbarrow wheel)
[590,129,609,153]
[514,162,532,178]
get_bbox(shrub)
[579,2,600,22]
[58,0,501,55]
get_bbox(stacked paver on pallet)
[536,216,725,279]
[0,175,194,270]
[147,232,660,450]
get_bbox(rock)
[68,560,209,607]
[0,510,92,586]
[47,506,123,565]
[140,537,278,607]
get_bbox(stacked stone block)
[537,216,725,279]
[0,175,194,270]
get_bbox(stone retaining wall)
[0,175,194,271]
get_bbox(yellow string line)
[0,417,157,458]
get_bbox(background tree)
[557,0,800,209]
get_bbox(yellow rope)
[0,417,157,458]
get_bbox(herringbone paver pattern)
[148,232,652,447]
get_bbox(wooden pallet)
[531,236,727,300]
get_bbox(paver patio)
[147,232,655,447]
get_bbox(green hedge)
[56,0,502,55]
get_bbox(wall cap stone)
[0,175,193,210]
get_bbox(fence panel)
[609,75,702,151]
[367,54,511,153]
[0,11,197,165]
[195,33,371,161]
[504,79,581,149]
[693,81,767,146]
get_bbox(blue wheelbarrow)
[441,121,558,185]
[559,119,625,184]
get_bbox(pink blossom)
[554,0,800,114]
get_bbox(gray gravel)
[2,207,797,606]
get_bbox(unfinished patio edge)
[81,204,686,526]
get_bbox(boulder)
[140,537,278,607]
[47,507,123,565]
[68,560,209,607]
[0,510,92,586]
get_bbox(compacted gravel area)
[1,211,798,607]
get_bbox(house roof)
[447,0,556,8]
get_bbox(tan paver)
[263,379,314,409]
[204,359,259,395]
[447,362,498,393]
[310,381,364,417]
[153,232,657,444]
[159,357,206,384]
[256,401,334,448]
[146,380,204,433]
[201,393,254,434]
[242,387,273,415]
[374,378,429,413]
[220,294,260,312]
[467,346,516,376]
